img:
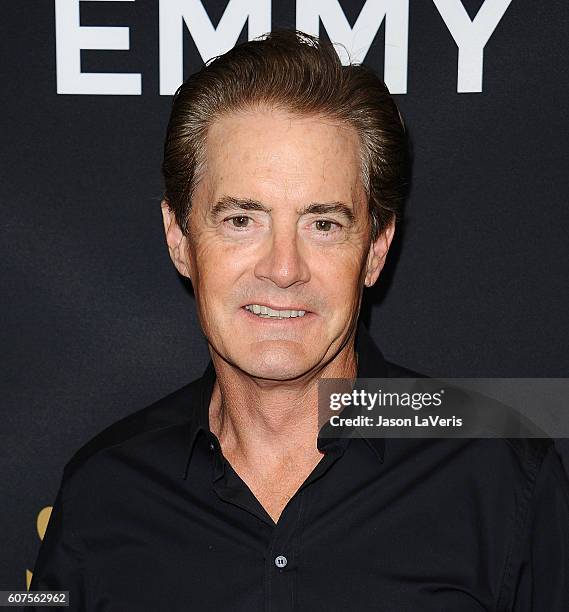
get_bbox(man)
[28,30,569,611]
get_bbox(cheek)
[313,247,365,288]
[192,239,248,305]
[310,254,365,320]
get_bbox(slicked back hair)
[162,30,408,242]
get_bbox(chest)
[82,439,519,611]
[235,461,320,523]
[85,478,510,612]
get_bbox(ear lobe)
[161,200,191,278]
[364,219,396,287]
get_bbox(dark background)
[2,0,568,589]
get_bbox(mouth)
[242,303,311,320]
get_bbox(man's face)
[163,108,394,381]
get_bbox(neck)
[208,338,358,468]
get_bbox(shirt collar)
[315,320,387,463]
[351,320,387,462]
[183,319,387,478]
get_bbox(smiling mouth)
[243,304,307,319]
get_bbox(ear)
[161,200,192,278]
[364,218,396,287]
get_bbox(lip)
[240,306,316,322]
[241,303,312,313]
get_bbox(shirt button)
[274,555,288,568]
[209,442,215,451]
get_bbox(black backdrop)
[2,0,568,590]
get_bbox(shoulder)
[384,359,427,378]
[62,374,205,482]
[383,358,554,466]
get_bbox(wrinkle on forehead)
[198,107,367,218]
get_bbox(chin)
[237,345,315,381]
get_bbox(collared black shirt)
[28,323,569,611]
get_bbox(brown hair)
[162,29,408,241]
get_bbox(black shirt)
[28,324,569,611]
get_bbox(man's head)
[161,30,407,381]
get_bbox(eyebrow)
[210,196,356,224]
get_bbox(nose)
[254,225,311,288]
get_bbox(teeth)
[245,304,306,318]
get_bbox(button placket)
[263,489,308,612]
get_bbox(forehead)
[200,108,365,206]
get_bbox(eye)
[314,219,340,232]
[226,215,251,228]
